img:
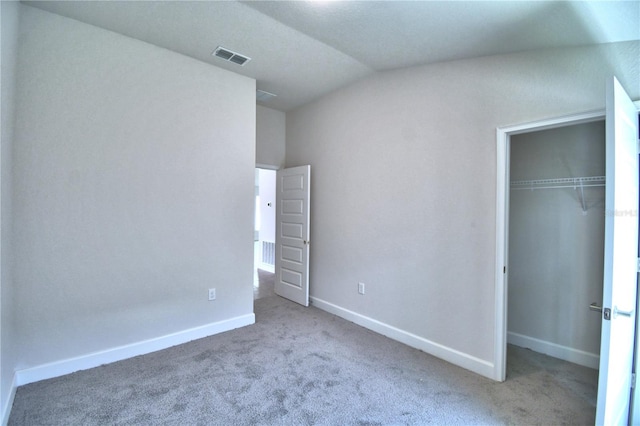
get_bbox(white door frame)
[495,108,609,381]
[256,163,280,172]
[255,167,278,273]
[495,102,640,381]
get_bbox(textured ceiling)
[24,1,640,111]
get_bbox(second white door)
[275,165,310,306]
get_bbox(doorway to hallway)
[254,168,277,299]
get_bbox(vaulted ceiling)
[24,1,640,111]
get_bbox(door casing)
[494,103,640,382]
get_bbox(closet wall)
[508,121,605,368]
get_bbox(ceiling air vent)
[256,89,277,102]
[212,46,251,66]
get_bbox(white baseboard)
[1,373,17,426]
[310,297,495,380]
[507,331,599,369]
[15,313,255,387]
[257,264,274,273]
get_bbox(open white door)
[596,77,639,425]
[275,165,310,306]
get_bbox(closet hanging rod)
[510,176,605,191]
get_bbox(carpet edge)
[310,296,496,380]
[14,313,256,387]
[507,331,599,369]
[1,373,17,426]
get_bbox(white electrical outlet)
[208,288,216,301]
[358,282,365,295]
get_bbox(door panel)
[596,77,639,425]
[275,165,310,306]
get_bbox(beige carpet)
[9,292,597,425]
[254,268,275,300]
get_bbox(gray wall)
[1,0,19,421]
[256,105,285,169]
[12,6,256,369]
[509,122,605,360]
[285,41,639,374]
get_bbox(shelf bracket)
[576,179,588,214]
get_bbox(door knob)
[590,303,612,320]
[589,303,603,313]
[614,306,634,318]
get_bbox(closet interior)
[508,120,605,369]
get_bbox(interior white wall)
[12,5,256,370]
[285,41,640,377]
[256,105,285,169]
[1,1,19,421]
[508,122,605,365]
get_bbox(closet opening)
[506,120,605,408]
[496,86,640,422]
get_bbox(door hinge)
[632,373,636,389]
[637,258,640,273]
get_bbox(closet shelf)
[510,176,605,191]
[510,176,605,214]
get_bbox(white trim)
[494,103,640,382]
[1,373,17,426]
[508,331,599,370]
[257,263,275,273]
[499,110,606,136]
[255,163,280,171]
[494,126,509,382]
[15,314,255,386]
[310,296,495,379]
